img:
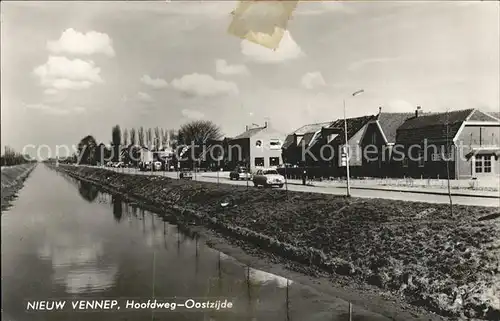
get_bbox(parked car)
[113,162,124,168]
[252,168,285,188]
[139,161,152,171]
[229,166,250,180]
[154,161,162,171]
[179,169,193,180]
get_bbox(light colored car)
[252,168,285,188]
[154,161,162,171]
[229,166,250,180]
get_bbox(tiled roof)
[398,109,474,130]
[282,121,333,150]
[293,122,333,135]
[310,115,376,146]
[488,112,500,120]
[377,113,414,143]
[396,109,475,143]
[232,127,265,140]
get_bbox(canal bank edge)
[1,163,37,212]
[49,164,500,321]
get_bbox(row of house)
[279,107,500,179]
[149,107,499,179]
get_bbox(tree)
[94,143,106,165]
[130,128,137,146]
[77,135,98,165]
[123,129,129,147]
[154,127,161,150]
[177,129,185,146]
[169,129,177,149]
[179,120,223,144]
[112,125,121,162]
[146,128,153,149]
[161,128,167,147]
[138,127,145,147]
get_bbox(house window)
[484,157,492,173]
[254,157,264,167]
[269,157,280,167]
[402,157,408,168]
[255,140,262,147]
[371,133,376,145]
[269,139,282,150]
[476,155,492,174]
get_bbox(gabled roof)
[282,121,334,150]
[232,126,266,140]
[488,112,500,120]
[376,112,415,143]
[293,122,333,135]
[396,109,477,143]
[398,109,474,130]
[310,115,376,147]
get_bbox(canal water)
[2,165,390,321]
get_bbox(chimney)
[378,106,382,115]
[245,125,248,131]
[415,106,422,118]
[264,121,268,128]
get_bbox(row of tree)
[0,146,35,166]
[74,120,223,166]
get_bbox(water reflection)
[78,181,99,202]
[37,233,117,294]
[2,166,392,321]
[112,195,123,222]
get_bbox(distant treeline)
[69,121,223,165]
[1,146,36,166]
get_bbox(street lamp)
[343,89,364,197]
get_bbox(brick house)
[395,108,500,179]
[281,115,376,178]
[359,109,414,177]
[226,122,285,172]
[281,122,333,166]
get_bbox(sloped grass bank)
[1,164,37,211]
[54,164,499,320]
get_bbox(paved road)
[90,166,499,208]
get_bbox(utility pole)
[343,89,365,198]
[217,158,220,185]
[445,109,453,215]
[343,99,351,197]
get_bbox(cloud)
[348,57,405,71]
[140,75,169,89]
[241,30,303,63]
[216,59,250,76]
[171,73,239,97]
[44,88,59,95]
[33,56,103,90]
[181,109,205,120]
[24,103,85,115]
[47,28,115,57]
[386,100,415,112]
[297,2,354,16]
[301,72,326,89]
[137,92,153,103]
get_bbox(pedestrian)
[302,169,306,185]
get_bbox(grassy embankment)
[55,164,500,320]
[1,163,37,211]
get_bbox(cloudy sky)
[1,1,499,158]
